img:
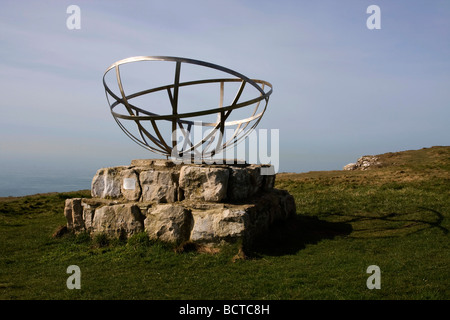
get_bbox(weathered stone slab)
[140,170,178,203]
[65,198,118,233]
[79,198,116,232]
[91,203,144,238]
[64,198,84,232]
[153,159,176,167]
[189,205,223,242]
[144,204,192,243]
[214,208,248,239]
[81,201,96,232]
[91,167,126,199]
[228,166,264,200]
[130,159,155,167]
[130,159,178,168]
[190,204,250,243]
[250,189,296,226]
[179,166,229,202]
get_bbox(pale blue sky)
[0,0,449,192]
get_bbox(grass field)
[0,146,449,300]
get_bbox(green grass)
[0,146,449,299]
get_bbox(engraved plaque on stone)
[123,178,136,190]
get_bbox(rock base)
[64,160,296,249]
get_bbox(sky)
[0,0,449,195]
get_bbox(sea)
[0,165,94,197]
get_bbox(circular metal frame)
[102,56,273,159]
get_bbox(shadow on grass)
[250,207,447,257]
[326,207,448,238]
[250,215,353,257]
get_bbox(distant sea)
[0,166,93,197]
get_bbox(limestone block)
[130,159,177,168]
[250,189,296,226]
[120,169,141,201]
[249,166,265,193]
[144,204,192,243]
[80,198,117,232]
[153,159,176,167]
[92,203,144,238]
[64,199,74,230]
[130,159,154,167]
[140,170,178,203]
[179,166,229,202]
[228,166,263,200]
[214,208,248,239]
[190,204,249,242]
[81,201,95,232]
[189,206,220,242]
[64,198,84,232]
[91,167,125,199]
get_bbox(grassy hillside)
[0,146,449,300]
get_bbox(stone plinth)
[64,160,295,249]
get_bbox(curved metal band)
[102,56,272,159]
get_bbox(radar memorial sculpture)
[63,56,295,250]
[102,56,272,160]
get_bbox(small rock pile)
[343,155,381,171]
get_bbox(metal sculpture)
[103,56,272,160]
